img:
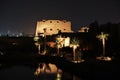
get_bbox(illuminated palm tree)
[56,35,63,55]
[96,32,109,57]
[34,36,42,54]
[70,37,79,61]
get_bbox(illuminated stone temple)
[78,26,89,32]
[35,20,73,36]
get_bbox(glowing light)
[33,36,42,54]
[96,32,112,61]
[56,35,70,48]
[96,56,112,61]
[72,59,84,63]
[70,37,79,61]
[56,69,62,80]
[96,32,109,57]
[33,36,39,41]
[34,66,41,76]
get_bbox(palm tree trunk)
[44,37,46,54]
[102,38,105,57]
[73,46,76,61]
[38,44,40,54]
[57,47,59,55]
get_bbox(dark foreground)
[0,54,120,80]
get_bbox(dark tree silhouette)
[89,20,99,34]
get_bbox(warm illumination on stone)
[78,26,89,32]
[47,42,56,48]
[56,35,70,47]
[35,20,73,36]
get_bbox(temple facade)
[78,26,89,32]
[35,20,73,36]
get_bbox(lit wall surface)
[35,20,73,36]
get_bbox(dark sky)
[0,0,120,34]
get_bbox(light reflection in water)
[34,63,62,80]
[0,63,81,80]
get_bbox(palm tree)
[34,36,42,54]
[96,32,109,57]
[70,37,79,61]
[43,28,47,55]
[55,35,63,55]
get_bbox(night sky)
[0,0,120,35]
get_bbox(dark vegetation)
[0,22,120,80]
[0,22,120,58]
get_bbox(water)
[0,63,82,80]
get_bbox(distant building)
[78,26,89,32]
[35,20,73,36]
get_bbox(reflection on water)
[34,63,60,75]
[0,63,81,80]
[34,63,62,80]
